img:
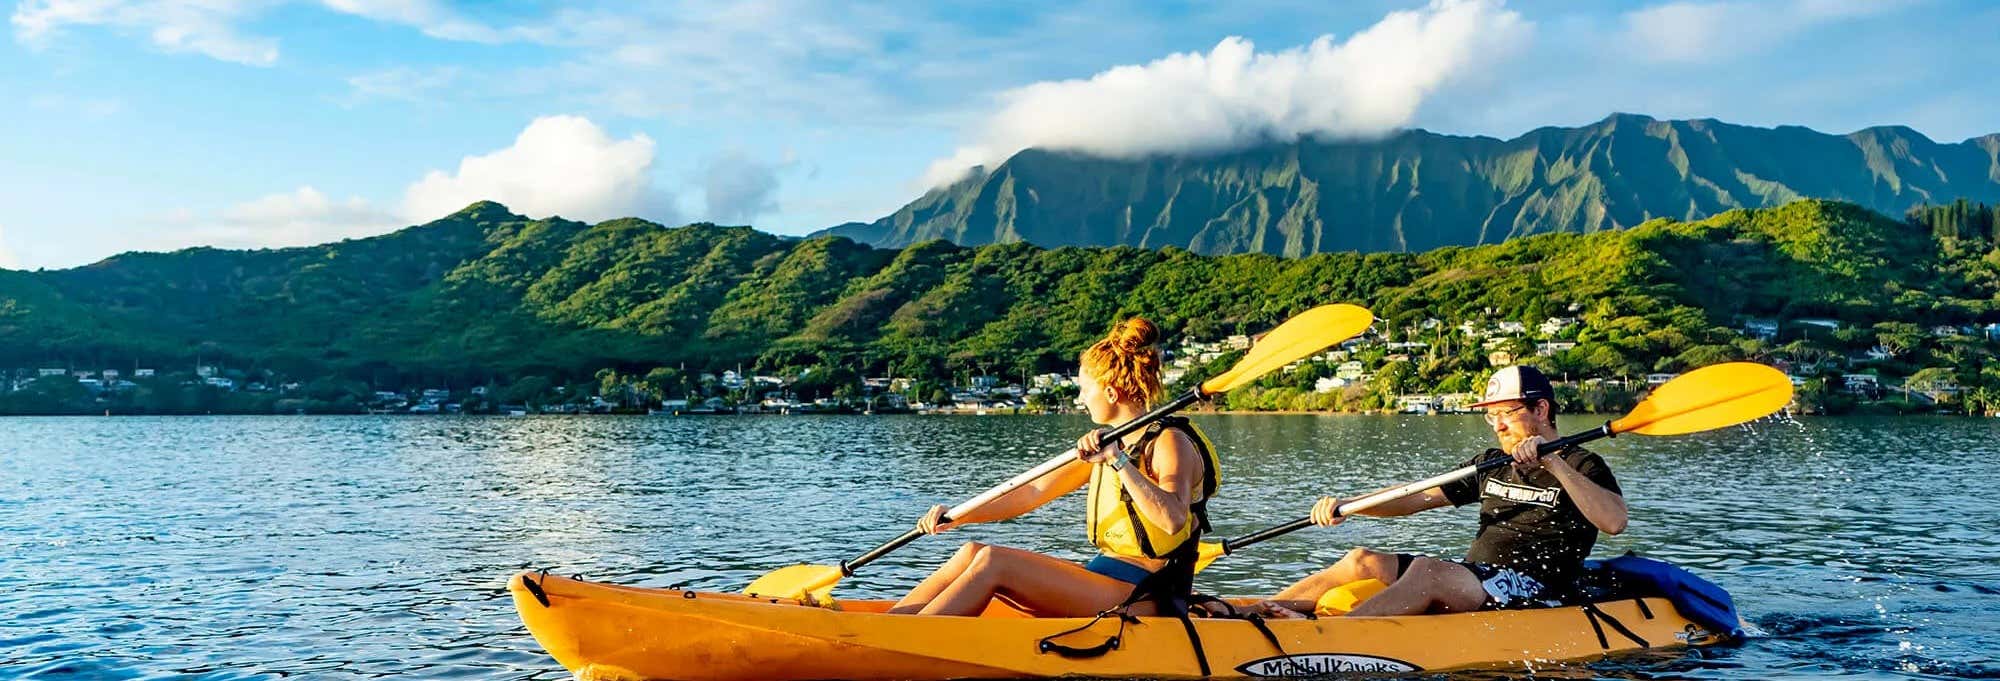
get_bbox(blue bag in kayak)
[1595,553,1742,638]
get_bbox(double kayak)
[508,572,1735,680]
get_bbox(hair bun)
[1083,317,1165,407]
[1111,317,1160,351]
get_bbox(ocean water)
[4,414,1996,679]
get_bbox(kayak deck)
[510,572,1730,681]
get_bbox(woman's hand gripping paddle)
[742,303,1376,603]
[1193,361,1795,571]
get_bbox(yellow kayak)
[509,572,1734,680]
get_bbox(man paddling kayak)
[888,318,1220,617]
[1259,365,1625,617]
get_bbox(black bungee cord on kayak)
[521,570,551,607]
[1579,601,1650,650]
[1036,537,1212,675]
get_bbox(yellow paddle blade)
[1193,541,1226,572]
[1612,362,1794,436]
[1315,578,1389,615]
[742,564,842,602]
[1200,304,1375,395]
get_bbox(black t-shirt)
[1438,446,1621,586]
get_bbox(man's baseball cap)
[1469,365,1556,409]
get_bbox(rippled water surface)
[5,414,1998,679]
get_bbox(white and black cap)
[1469,365,1556,409]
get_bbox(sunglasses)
[1482,403,1531,425]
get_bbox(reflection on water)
[3,414,1997,679]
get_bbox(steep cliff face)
[822,114,2000,255]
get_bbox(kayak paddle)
[1193,361,1794,571]
[743,303,1376,603]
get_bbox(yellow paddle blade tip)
[743,564,842,603]
[1193,541,1225,573]
[1200,304,1375,395]
[1614,362,1795,436]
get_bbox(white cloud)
[182,187,402,250]
[318,0,532,43]
[400,115,678,224]
[1620,0,1910,64]
[11,0,279,66]
[921,0,1532,186]
[343,65,459,104]
[115,116,676,259]
[476,0,1133,128]
[701,151,792,224]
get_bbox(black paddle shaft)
[840,389,1208,576]
[1217,421,1616,556]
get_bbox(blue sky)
[3,0,1996,270]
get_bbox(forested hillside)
[5,199,2000,415]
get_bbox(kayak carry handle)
[1038,637,1120,658]
[521,572,551,608]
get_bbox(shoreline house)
[1840,374,1881,396]
[1742,319,1779,340]
[1539,317,1578,337]
[1794,318,1842,338]
[1438,393,1479,413]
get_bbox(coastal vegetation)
[4,198,2000,416]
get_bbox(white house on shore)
[1743,319,1779,340]
[1397,394,1437,413]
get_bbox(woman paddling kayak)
[888,318,1220,617]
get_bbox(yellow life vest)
[1085,416,1221,560]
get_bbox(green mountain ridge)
[5,198,1998,409]
[822,114,2000,255]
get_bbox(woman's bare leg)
[889,541,986,614]
[919,545,1138,617]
